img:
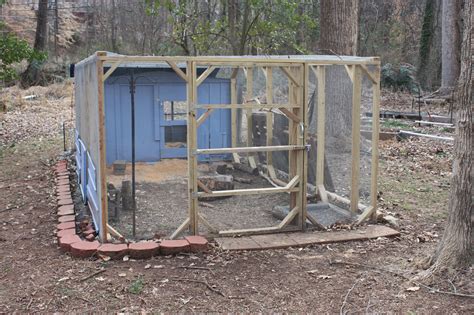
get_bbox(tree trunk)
[420,0,472,278]
[417,0,442,90]
[20,0,48,87]
[319,0,359,55]
[440,0,462,95]
[319,0,359,140]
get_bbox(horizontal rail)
[195,103,300,110]
[196,175,300,198]
[195,145,305,155]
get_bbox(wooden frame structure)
[77,52,380,241]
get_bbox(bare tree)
[21,0,48,87]
[440,0,462,95]
[419,0,472,278]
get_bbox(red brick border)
[53,160,210,260]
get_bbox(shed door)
[116,84,160,162]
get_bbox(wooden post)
[315,66,326,187]
[265,67,276,177]
[187,61,199,234]
[301,63,309,229]
[230,69,239,163]
[350,65,362,212]
[245,67,256,168]
[370,63,381,219]
[96,51,108,242]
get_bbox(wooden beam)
[96,52,108,242]
[279,107,301,123]
[280,66,301,86]
[170,218,190,239]
[350,65,362,213]
[166,60,188,82]
[231,74,238,162]
[302,63,310,230]
[196,103,299,109]
[196,66,216,86]
[370,65,381,220]
[344,65,354,83]
[107,223,124,239]
[196,109,214,127]
[103,60,121,81]
[195,145,305,155]
[187,61,198,235]
[315,66,326,187]
[198,213,218,234]
[197,186,300,198]
[278,206,299,229]
[245,67,257,168]
[265,67,274,174]
[355,206,375,225]
[306,212,326,230]
[360,64,377,84]
[197,180,212,193]
[317,184,328,203]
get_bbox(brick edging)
[53,160,209,259]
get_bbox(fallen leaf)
[406,286,420,292]
[144,264,151,269]
[317,275,332,279]
[118,273,126,277]
[123,255,130,261]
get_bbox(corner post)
[96,51,108,242]
[370,62,381,219]
[350,65,362,212]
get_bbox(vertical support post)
[350,65,362,212]
[370,63,381,219]
[265,67,274,175]
[245,67,256,168]
[187,61,199,235]
[315,66,326,187]
[230,68,239,163]
[96,51,108,242]
[301,63,309,229]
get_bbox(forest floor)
[0,83,473,313]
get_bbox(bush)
[381,63,420,94]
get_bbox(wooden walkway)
[215,225,400,251]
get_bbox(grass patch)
[382,119,410,129]
[129,277,145,295]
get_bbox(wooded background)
[1,0,463,92]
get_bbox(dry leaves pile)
[0,82,74,147]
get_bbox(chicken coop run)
[74,51,381,241]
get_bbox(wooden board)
[215,225,400,251]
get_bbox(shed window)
[163,100,187,121]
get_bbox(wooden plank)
[302,63,310,230]
[99,55,380,66]
[278,107,301,123]
[350,65,362,213]
[166,60,188,82]
[344,65,355,83]
[196,103,299,109]
[317,184,328,203]
[195,145,305,155]
[280,66,301,86]
[196,66,216,86]
[214,236,262,250]
[250,233,298,249]
[196,109,214,127]
[170,218,190,240]
[360,64,377,84]
[278,206,299,229]
[230,76,238,162]
[315,66,326,186]
[370,66,381,220]
[190,61,199,234]
[103,60,121,81]
[96,52,108,242]
[197,179,212,193]
[265,67,274,172]
[197,185,299,198]
[218,226,302,237]
[245,67,256,168]
[198,213,218,234]
[355,206,375,224]
[217,225,400,250]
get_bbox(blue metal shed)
[104,67,231,164]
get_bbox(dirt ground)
[0,87,473,313]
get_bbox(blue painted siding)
[104,69,231,164]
